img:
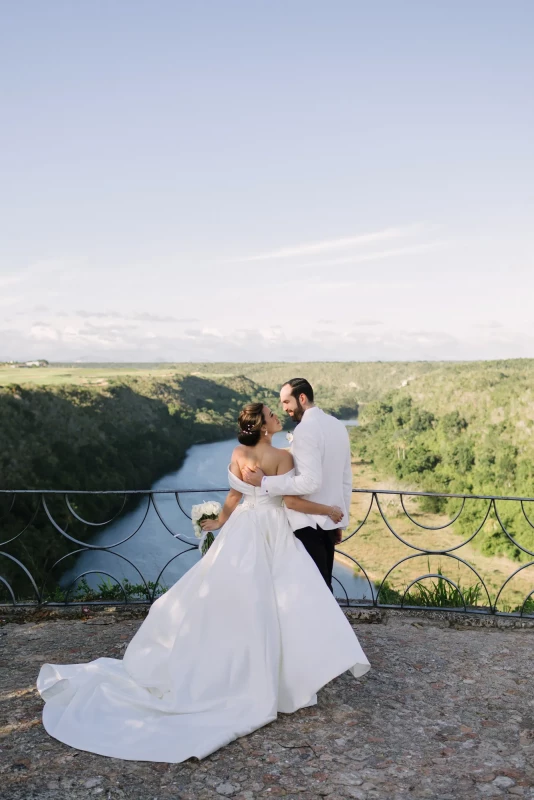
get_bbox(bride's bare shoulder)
[275,448,294,475]
[230,446,247,478]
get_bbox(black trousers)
[294,525,336,592]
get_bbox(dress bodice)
[228,467,292,509]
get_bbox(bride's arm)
[201,455,244,531]
[277,452,343,524]
[200,488,242,531]
[284,494,343,523]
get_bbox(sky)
[1,0,533,363]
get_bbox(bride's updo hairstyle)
[238,402,265,446]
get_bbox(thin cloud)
[233,224,429,262]
[80,322,139,334]
[306,278,418,291]
[74,310,199,323]
[76,310,121,319]
[267,243,447,293]
[29,324,60,342]
[297,241,448,270]
[0,274,25,289]
[1,259,80,290]
[184,327,223,339]
[474,320,503,329]
[394,329,458,345]
[0,294,23,307]
[311,329,339,339]
[4,321,534,362]
[131,313,198,323]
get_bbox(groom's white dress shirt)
[260,406,353,532]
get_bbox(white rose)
[190,501,222,538]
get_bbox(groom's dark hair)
[284,378,314,403]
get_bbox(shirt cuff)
[260,476,269,495]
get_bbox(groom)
[242,377,353,591]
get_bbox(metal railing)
[1,486,534,617]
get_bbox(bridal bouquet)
[191,501,222,556]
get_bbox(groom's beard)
[292,400,305,423]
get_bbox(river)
[62,426,372,601]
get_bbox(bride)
[37,402,370,763]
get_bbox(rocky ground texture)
[1,608,534,800]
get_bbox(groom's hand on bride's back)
[242,466,264,487]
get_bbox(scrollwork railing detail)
[1,486,533,618]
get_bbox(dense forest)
[0,374,280,597]
[351,360,534,562]
[0,373,282,491]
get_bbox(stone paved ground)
[1,610,534,800]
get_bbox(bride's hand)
[328,506,344,524]
[200,518,220,532]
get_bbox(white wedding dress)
[37,469,370,763]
